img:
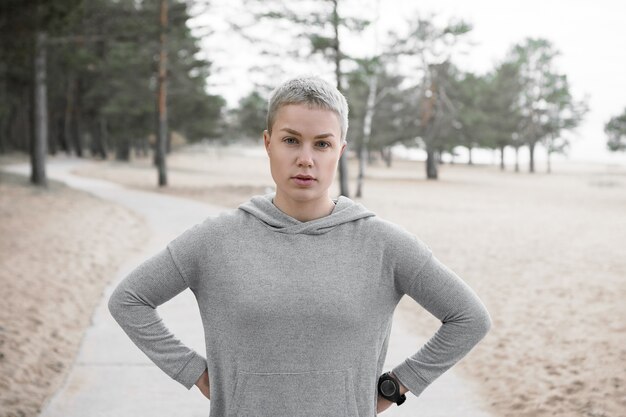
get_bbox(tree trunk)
[367,150,376,165]
[64,75,75,155]
[380,147,392,168]
[355,144,365,198]
[48,110,58,155]
[528,141,536,173]
[499,145,505,171]
[155,0,168,186]
[72,78,84,157]
[91,116,108,159]
[90,122,105,159]
[332,0,349,197]
[338,147,349,196]
[467,145,473,165]
[101,117,109,158]
[514,146,520,173]
[0,72,6,152]
[547,150,552,174]
[133,137,149,158]
[115,137,130,161]
[355,73,377,198]
[31,31,47,187]
[141,136,149,157]
[426,146,438,179]
[0,114,6,153]
[57,110,70,154]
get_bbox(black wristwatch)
[377,372,406,406]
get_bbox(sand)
[0,167,149,417]
[71,144,626,417]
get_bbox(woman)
[108,76,491,416]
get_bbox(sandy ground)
[71,144,626,417]
[0,165,149,417]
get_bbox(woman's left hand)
[194,368,210,399]
[376,395,394,414]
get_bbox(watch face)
[380,379,397,397]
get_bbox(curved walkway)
[4,157,494,417]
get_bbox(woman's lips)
[292,176,316,186]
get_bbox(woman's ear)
[263,130,271,155]
[339,141,347,157]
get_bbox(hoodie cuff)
[173,352,207,390]
[391,360,430,398]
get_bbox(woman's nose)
[296,147,314,167]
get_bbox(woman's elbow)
[471,304,492,341]
[107,285,127,322]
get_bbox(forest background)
[2,0,626,191]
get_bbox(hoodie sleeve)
[107,228,207,390]
[391,234,491,398]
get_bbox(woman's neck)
[272,193,336,222]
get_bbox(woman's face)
[264,104,346,208]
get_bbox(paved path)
[5,158,493,417]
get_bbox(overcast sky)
[195,0,626,164]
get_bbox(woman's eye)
[317,141,331,148]
[284,137,298,144]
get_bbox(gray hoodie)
[108,193,491,417]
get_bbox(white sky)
[193,0,626,164]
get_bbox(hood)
[238,193,376,235]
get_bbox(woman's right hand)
[195,368,210,399]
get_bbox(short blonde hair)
[267,76,349,143]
